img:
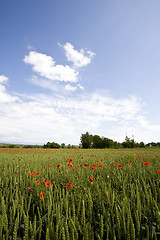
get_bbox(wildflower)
[157,169,160,174]
[81,156,83,159]
[36,171,40,176]
[29,172,35,177]
[21,166,25,168]
[47,165,51,168]
[66,182,73,190]
[84,163,88,167]
[91,164,97,170]
[68,163,73,168]
[57,164,62,169]
[19,158,21,161]
[78,164,82,167]
[101,159,103,161]
[45,180,53,187]
[27,186,32,190]
[89,177,95,182]
[128,162,131,166]
[35,180,40,185]
[117,164,122,168]
[15,172,19,175]
[40,192,45,199]
[72,168,76,171]
[98,164,102,168]
[112,161,115,164]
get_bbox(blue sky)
[1,0,160,145]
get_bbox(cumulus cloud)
[62,42,95,68]
[23,51,78,82]
[0,75,8,84]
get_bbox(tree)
[80,132,92,148]
[92,135,103,148]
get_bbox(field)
[0,147,160,240]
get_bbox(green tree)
[80,132,92,148]
[92,135,103,148]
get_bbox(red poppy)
[40,192,45,199]
[27,186,32,190]
[21,166,25,168]
[101,159,103,161]
[157,169,160,174]
[72,168,76,171]
[47,165,51,168]
[89,177,95,182]
[45,180,53,187]
[128,162,131,166]
[91,164,97,169]
[57,164,62,169]
[35,180,40,185]
[112,161,115,164]
[66,182,73,190]
[78,164,82,167]
[36,171,40,176]
[117,164,122,168]
[143,162,151,165]
[29,172,35,177]
[84,163,88,167]
[98,164,102,168]
[81,156,83,159]
[67,157,73,163]
[68,163,73,168]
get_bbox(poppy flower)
[128,162,131,166]
[35,180,40,185]
[21,166,25,168]
[68,163,73,168]
[27,186,32,190]
[36,171,40,176]
[45,180,53,187]
[91,164,97,169]
[40,192,45,199]
[81,156,83,159]
[84,163,88,167]
[72,168,76,171]
[57,164,62,169]
[89,177,95,182]
[98,164,102,168]
[117,164,122,169]
[157,169,160,174]
[29,172,35,177]
[78,164,82,167]
[47,165,51,168]
[66,182,73,190]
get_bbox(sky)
[1,0,160,145]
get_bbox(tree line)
[0,132,160,149]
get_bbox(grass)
[0,147,160,239]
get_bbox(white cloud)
[78,84,84,90]
[0,75,8,84]
[0,84,160,144]
[65,84,77,91]
[23,51,78,82]
[63,42,95,68]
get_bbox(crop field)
[0,147,160,240]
